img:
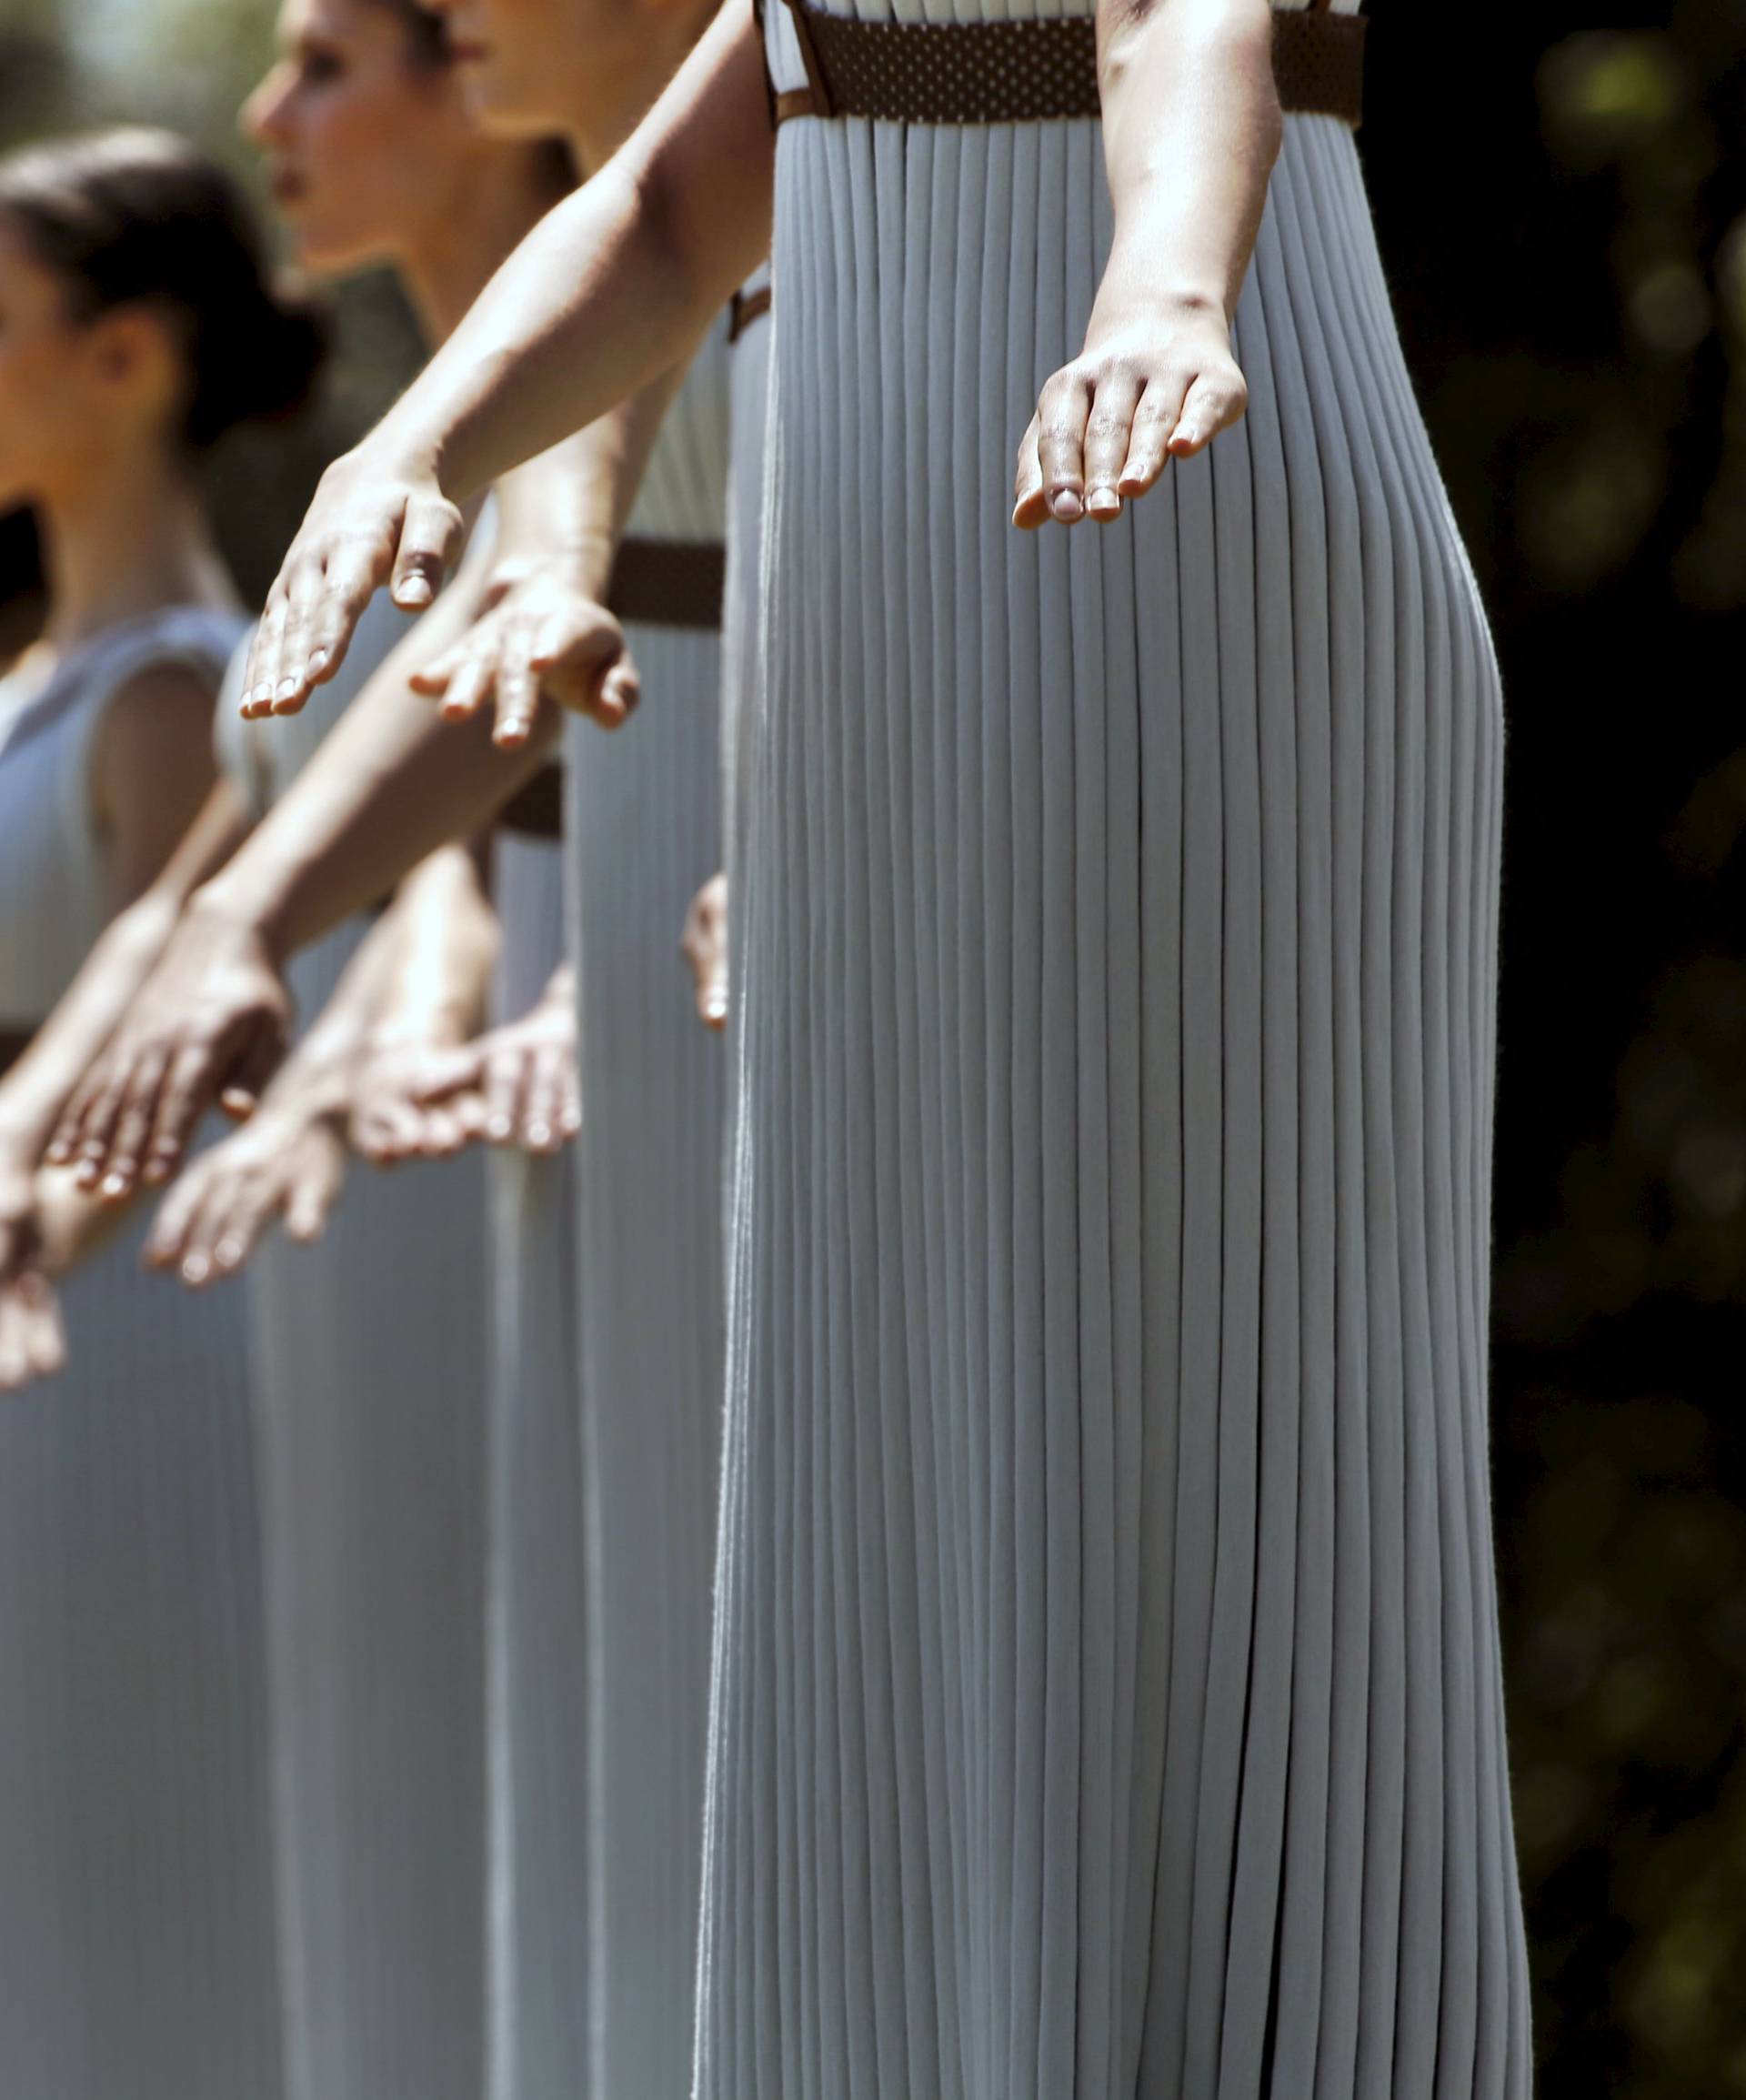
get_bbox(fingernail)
[101,1171,127,1200]
[143,1159,168,1186]
[487,1115,512,1142]
[182,1253,209,1285]
[307,648,329,678]
[216,1237,244,1271]
[251,682,274,709]
[1087,486,1119,517]
[275,677,301,705]
[396,577,433,608]
[496,724,527,749]
[707,995,728,1022]
[527,1121,551,1149]
[1052,490,1083,522]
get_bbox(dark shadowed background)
[3,2,1744,2091]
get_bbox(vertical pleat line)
[1218,180,1307,2100]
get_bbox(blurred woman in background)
[178,10,574,2096]
[0,126,318,2099]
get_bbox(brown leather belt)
[497,762,565,841]
[607,537,726,631]
[772,0,1363,128]
[728,284,774,342]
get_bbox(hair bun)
[186,269,328,448]
[0,127,332,453]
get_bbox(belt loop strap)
[778,0,836,118]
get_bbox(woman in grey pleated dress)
[213,15,580,2096]
[0,130,315,2098]
[709,2,1532,2090]
[417,0,741,2085]
[244,0,1534,2085]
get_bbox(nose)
[242,65,295,147]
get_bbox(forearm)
[491,371,685,588]
[376,2,771,507]
[200,574,557,964]
[370,845,499,1049]
[0,779,251,1158]
[268,907,408,1119]
[1096,0,1281,319]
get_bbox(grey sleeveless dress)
[0,609,283,2100]
[565,321,733,2098]
[221,593,493,2100]
[482,819,591,2100]
[696,4,1533,2094]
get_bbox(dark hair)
[0,127,327,451]
[368,2,578,196]
[371,0,451,68]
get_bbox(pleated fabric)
[483,827,591,2100]
[695,5,1533,2093]
[566,318,732,2100]
[224,592,493,2100]
[0,611,285,2100]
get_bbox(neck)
[36,441,232,653]
[401,164,561,343]
[566,13,705,173]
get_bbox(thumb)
[390,493,466,611]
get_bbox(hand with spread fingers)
[349,1034,491,1165]
[144,1098,348,1288]
[409,558,639,746]
[681,872,729,1030]
[45,897,292,1201]
[237,441,466,722]
[370,964,579,1161]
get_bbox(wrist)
[191,869,289,969]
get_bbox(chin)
[463,70,561,137]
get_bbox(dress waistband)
[770,0,1364,129]
[728,284,774,342]
[497,762,565,842]
[607,537,727,632]
[0,1027,35,1080]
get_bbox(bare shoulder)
[90,658,222,829]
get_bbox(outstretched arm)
[243,0,773,715]
[1013,0,1281,526]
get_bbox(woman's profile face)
[242,0,477,276]
[0,216,109,510]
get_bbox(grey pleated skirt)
[567,611,727,2097]
[0,1199,282,2098]
[695,82,1531,2100]
[484,829,591,2100]
[250,923,491,2100]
